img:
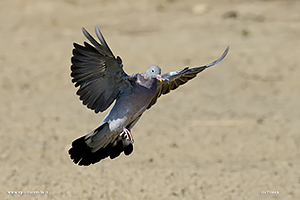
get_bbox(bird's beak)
[156,75,162,82]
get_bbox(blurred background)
[1,0,299,199]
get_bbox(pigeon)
[69,26,229,166]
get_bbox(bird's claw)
[120,128,134,143]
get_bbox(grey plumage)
[69,26,229,166]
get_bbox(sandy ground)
[1,0,300,199]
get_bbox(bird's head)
[145,65,162,82]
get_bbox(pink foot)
[120,128,134,143]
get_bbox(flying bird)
[69,26,229,166]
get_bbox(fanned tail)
[69,123,133,166]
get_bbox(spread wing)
[71,26,131,113]
[147,46,229,109]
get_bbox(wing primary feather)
[73,43,103,60]
[206,46,229,68]
[82,27,107,56]
[95,26,115,58]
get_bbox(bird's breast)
[102,76,157,131]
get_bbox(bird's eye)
[151,69,154,72]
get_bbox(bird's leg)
[120,128,134,143]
